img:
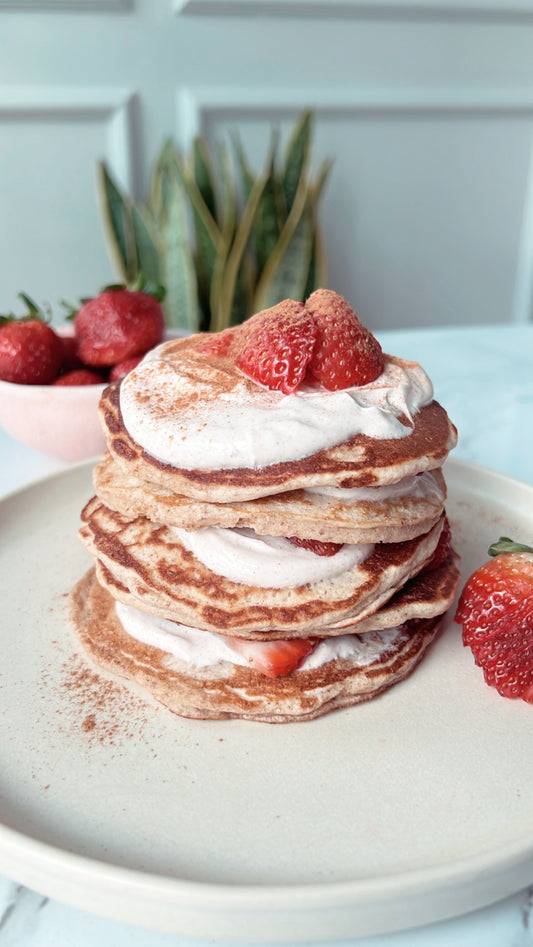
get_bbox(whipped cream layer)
[119,341,433,471]
[115,600,402,673]
[171,525,373,588]
[304,469,444,504]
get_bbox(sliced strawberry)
[455,538,533,702]
[287,536,343,557]
[305,289,384,390]
[235,300,317,395]
[52,368,105,386]
[224,636,316,678]
[196,327,238,357]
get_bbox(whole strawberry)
[108,355,144,382]
[53,368,105,386]
[0,300,63,385]
[455,537,533,703]
[74,284,165,368]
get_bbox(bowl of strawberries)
[0,284,168,462]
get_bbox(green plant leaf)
[160,166,200,331]
[95,110,331,330]
[213,173,267,332]
[131,204,163,287]
[282,110,312,214]
[230,129,255,206]
[209,142,239,330]
[192,136,218,223]
[216,139,238,238]
[302,157,333,297]
[166,146,221,328]
[96,162,136,284]
[150,139,179,225]
[253,126,283,276]
[304,225,328,298]
[252,170,314,311]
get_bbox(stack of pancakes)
[70,293,459,723]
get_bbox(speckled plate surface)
[0,458,532,943]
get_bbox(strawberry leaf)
[0,293,51,324]
[489,537,533,557]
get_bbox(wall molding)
[176,85,533,323]
[0,0,131,10]
[174,0,533,21]
[0,86,136,191]
[176,86,533,142]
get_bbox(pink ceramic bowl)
[0,326,187,462]
[0,323,107,461]
[0,374,107,461]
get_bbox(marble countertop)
[0,322,532,947]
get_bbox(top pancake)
[99,378,457,503]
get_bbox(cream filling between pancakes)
[303,469,444,503]
[115,600,402,672]
[119,347,433,471]
[169,525,374,588]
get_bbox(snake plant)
[96,111,332,331]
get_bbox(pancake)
[79,496,446,637]
[93,452,447,545]
[99,374,457,503]
[69,568,447,723]
[328,551,460,632]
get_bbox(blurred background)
[1,0,533,330]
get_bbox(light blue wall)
[1,1,533,328]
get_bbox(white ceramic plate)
[0,458,532,943]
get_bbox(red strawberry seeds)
[455,537,533,703]
[217,290,384,396]
[305,289,385,390]
[235,300,317,395]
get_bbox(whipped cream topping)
[304,469,444,504]
[171,525,373,588]
[119,342,433,471]
[115,600,402,673]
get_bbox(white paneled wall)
[1,1,533,328]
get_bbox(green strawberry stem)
[0,293,52,324]
[489,536,533,556]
